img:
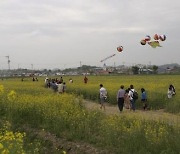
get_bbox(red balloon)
[145,35,151,41]
[154,34,159,40]
[117,46,123,52]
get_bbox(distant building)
[139,68,153,74]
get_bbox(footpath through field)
[84,100,180,125]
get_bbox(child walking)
[141,88,148,110]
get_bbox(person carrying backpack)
[128,85,138,111]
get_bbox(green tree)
[132,66,139,74]
[152,65,158,74]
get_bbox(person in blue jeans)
[128,85,136,111]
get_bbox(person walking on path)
[117,85,125,112]
[124,88,131,110]
[99,84,107,110]
[128,85,137,111]
[141,88,148,110]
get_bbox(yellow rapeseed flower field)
[0,76,179,153]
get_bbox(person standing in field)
[59,76,63,83]
[169,84,176,96]
[62,82,66,93]
[124,88,131,110]
[117,85,125,112]
[35,77,38,81]
[99,84,107,110]
[167,85,174,99]
[50,80,58,92]
[69,78,73,83]
[141,88,148,110]
[32,77,35,81]
[84,76,88,84]
[44,77,49,87]
[128,85,137,111]
[58,82,64,94]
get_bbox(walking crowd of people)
[99,84,144,112]
[43,76,176,112]
[100,83,176,112]
[44,77,67,94]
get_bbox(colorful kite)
[140,34,166,48]
[148,41,162,48]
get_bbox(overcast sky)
[0,0,180,69]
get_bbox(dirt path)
[22,125,109,154]
[84,100,180,125]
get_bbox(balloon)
[154,34,159,40]
[117,46,123,52]
[159,35,166,41]
[145,35,151,41]
[140,40,146,45]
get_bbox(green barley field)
[0,75,180,153]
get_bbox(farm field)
[0,75,180,153]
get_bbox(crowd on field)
[43,76,176,112]
[99,84,176,112]
[44,77,67,94]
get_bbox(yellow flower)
[0,143,4,149]
[62,151,66,154]
[2,149,9,154]
[7,90,16,101]
[0,84,4,94]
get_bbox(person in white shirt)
[44,77,49,87]
[167,87,173,99]
[128,85,136,111]
[58,82,64,94]
[99,84,107,110]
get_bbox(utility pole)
[5,56,10,70]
